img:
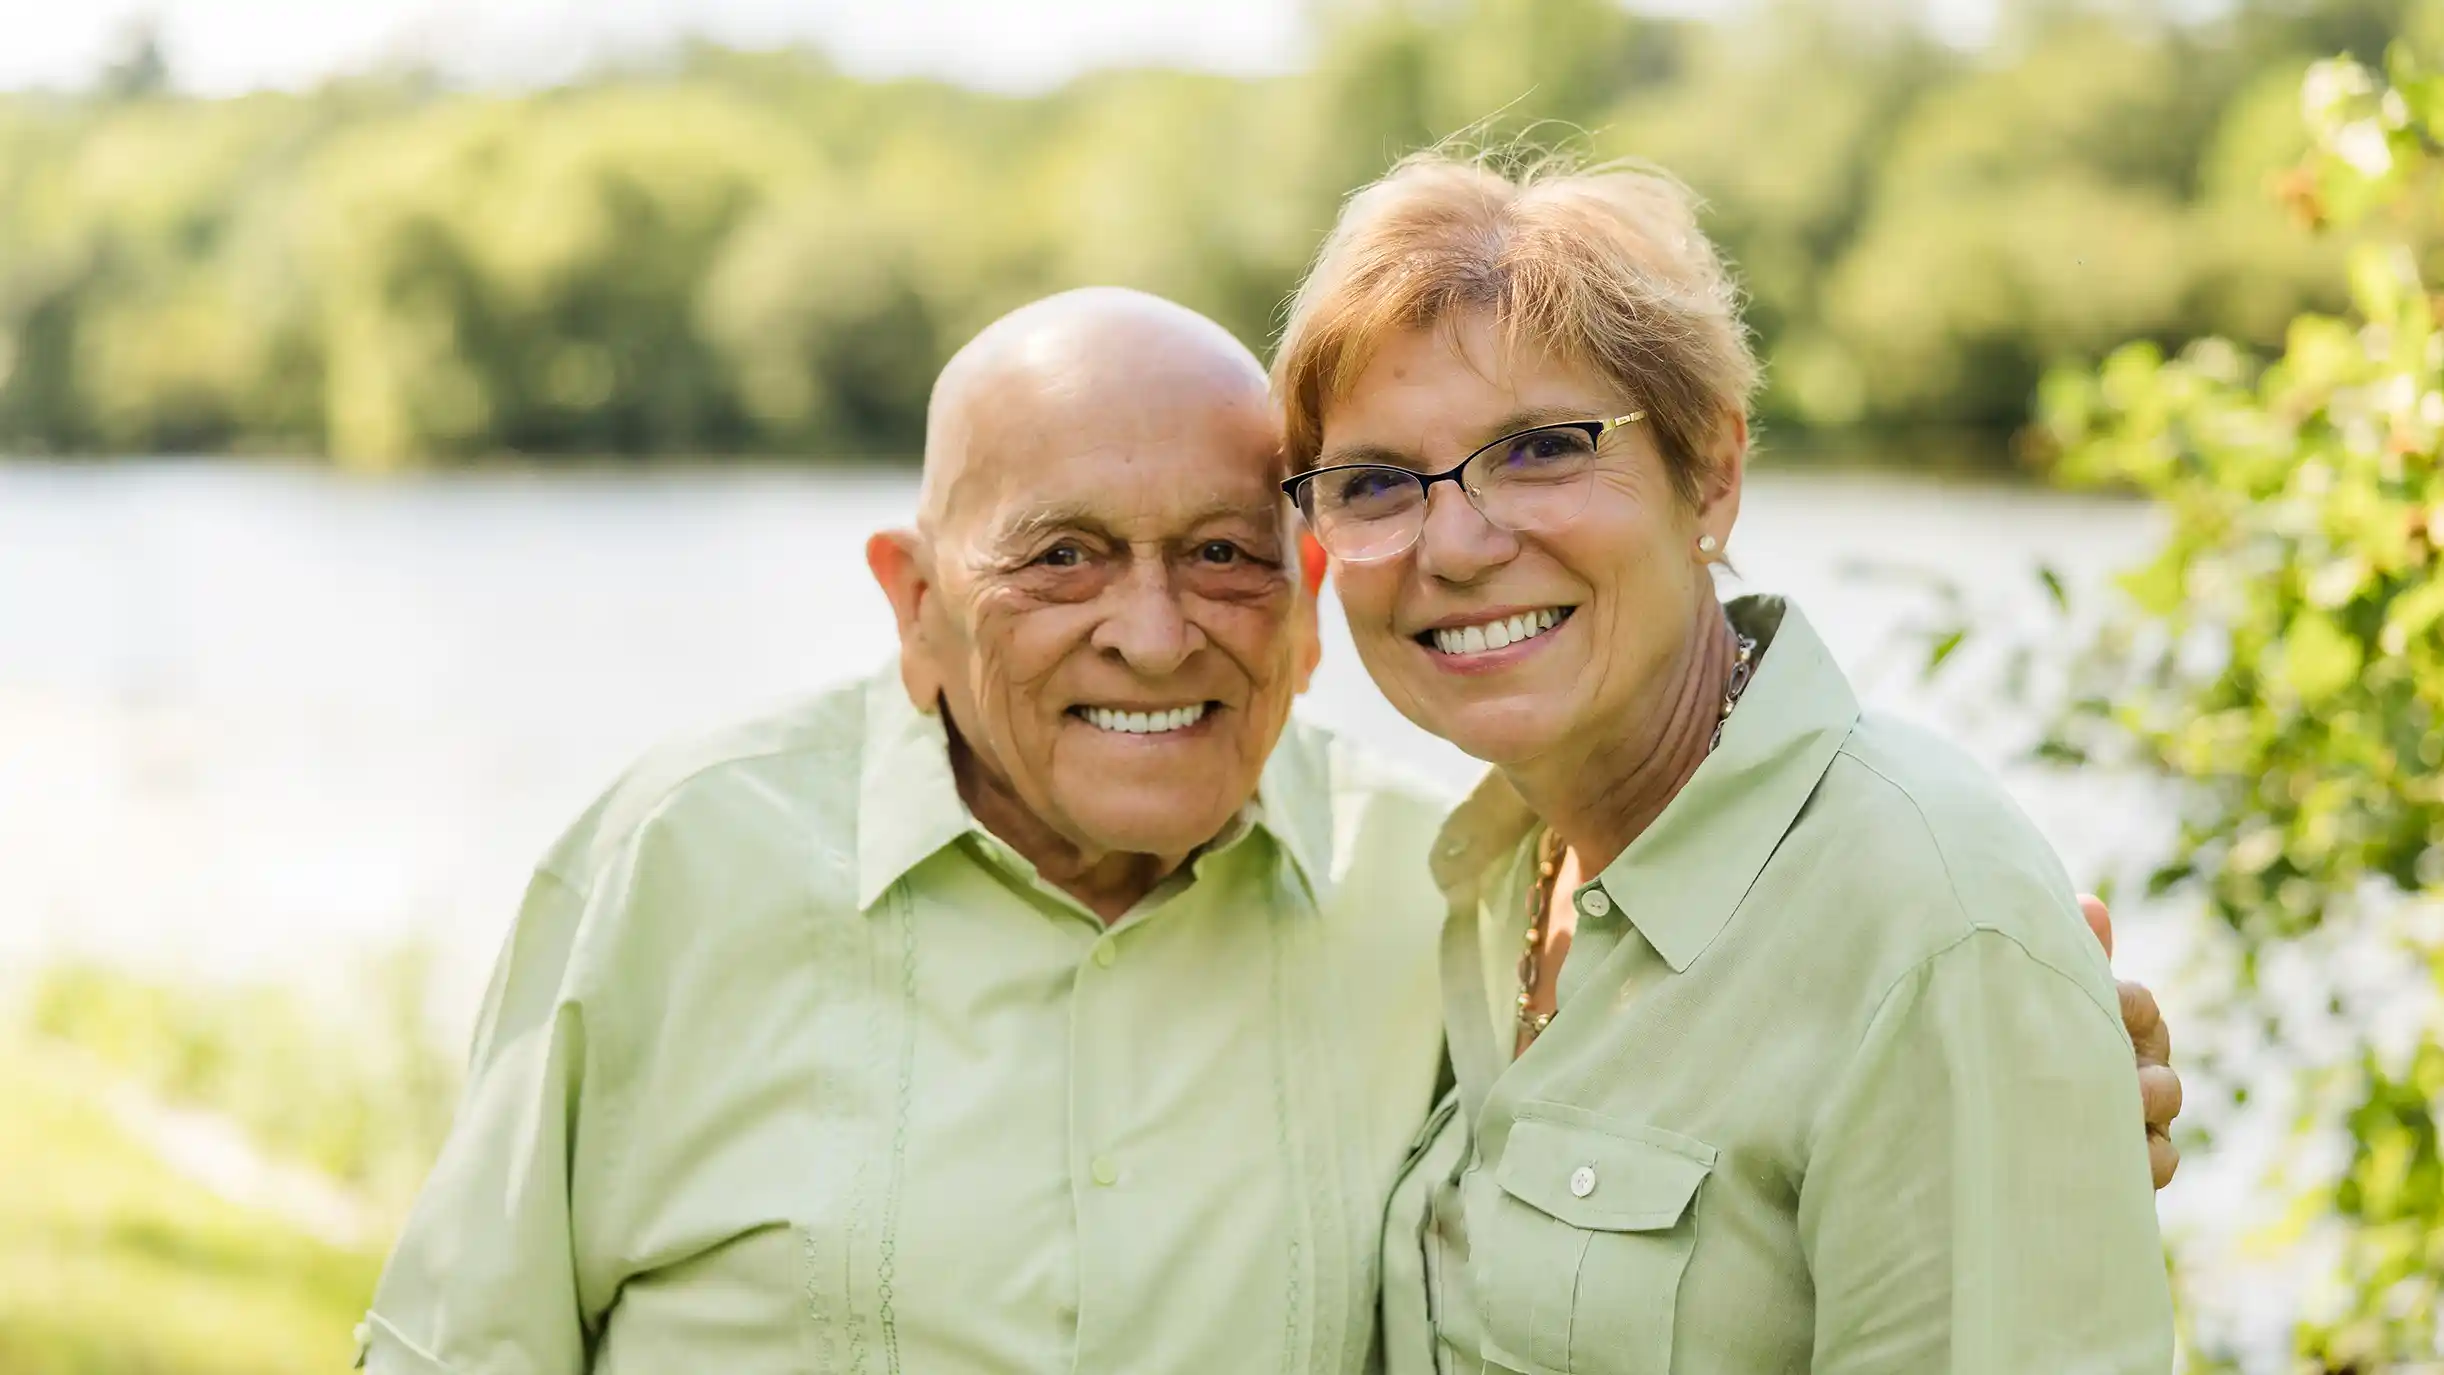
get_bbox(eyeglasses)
[1280,413,1645,562]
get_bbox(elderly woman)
[1276,155,2175,1374]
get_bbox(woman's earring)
[1697,534,1720,558]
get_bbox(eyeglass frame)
[1279,412,1647,560]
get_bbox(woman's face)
[1319,309,1737,768]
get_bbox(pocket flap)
[1493,1108,1716,1232]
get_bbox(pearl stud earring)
[1697,534,1720,556]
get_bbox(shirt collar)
[855,666,1331,911]
[1427,594,1860,972]
[1247,718,1336,906]
[855,667,981,911]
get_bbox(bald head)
[918,288,1273,537]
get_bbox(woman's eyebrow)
[1309,441,1420,472]
[1477,404,1594,441]
[1310,405,1599,473]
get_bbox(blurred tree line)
[0,0,2417,469]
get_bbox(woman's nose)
[1413,483,1519,585]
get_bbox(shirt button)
[1090,1155,1120,1186]
[1092,943,1118,969]
[1579,889,1613,917]
[1570,1165,1598,1198]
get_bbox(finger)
[2118,979,2170,1064]
[2139,1063,2183,1135]
[2149,1129,2179,1190]
[2080,894,2112,958]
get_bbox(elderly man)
[359,288,2178,1373]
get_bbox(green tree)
[0,0,2421,467]
[2037,14,2444,1364]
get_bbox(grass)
[0,1033,388,1375]
[24,948,459,1202]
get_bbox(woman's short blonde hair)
[1273,151,1758,504]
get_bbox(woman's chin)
[1410,701,1575,769]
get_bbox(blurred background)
[1,0,2440,1370]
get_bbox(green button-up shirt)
[362,668,1453,1374]
[1379,596,2174,1375]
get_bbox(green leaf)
[2349,243,2415,326]
[2037,564,2068,612]
[1923,626,1967,679]
[2281,609,2365,703]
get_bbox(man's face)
[894,374,1308,863]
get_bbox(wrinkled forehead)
[950,369,1288,547]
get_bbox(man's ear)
[866,528,943,712]
[1292,533,1326,695]
[1292,586,1323,695]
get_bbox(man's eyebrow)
[1309,404,1597,472]
[985,497,1284,552]
[989,504,1109,552]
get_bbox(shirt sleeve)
[1798,926,2175,1374]
[360,866,598,1374]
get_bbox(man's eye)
[1197,541,1241,565]
[1037,543,1084,568]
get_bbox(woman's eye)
[1499,428,1598,470]
[1335,469,1405,504]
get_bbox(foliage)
[2036,9,2444,1365]
[0,0,2414,467]
[0,1031,384,1374]
[23,946,459,1208]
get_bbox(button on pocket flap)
[1494,1112,1715,1232]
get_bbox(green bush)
[2037,11,2444,1365]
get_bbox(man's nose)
[1413,483,1519,585]
[1091,558,1204,674]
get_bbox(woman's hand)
[2081,894,2182,1189]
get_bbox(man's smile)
[1068,701,1218,735]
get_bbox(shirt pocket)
[1468,1106,1716,1375]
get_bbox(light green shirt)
[361,668,1453,1374]
[1379,596,2174,1375]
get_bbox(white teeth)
[1079,703,1209,734]
[1430,607,1566,656]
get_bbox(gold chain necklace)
[1515,630,1756,1046]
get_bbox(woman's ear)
[1697,410,1748,551]
[866,528,943,712]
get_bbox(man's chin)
[1056,789,1251,862]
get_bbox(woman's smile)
[1412,604,1576,672]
